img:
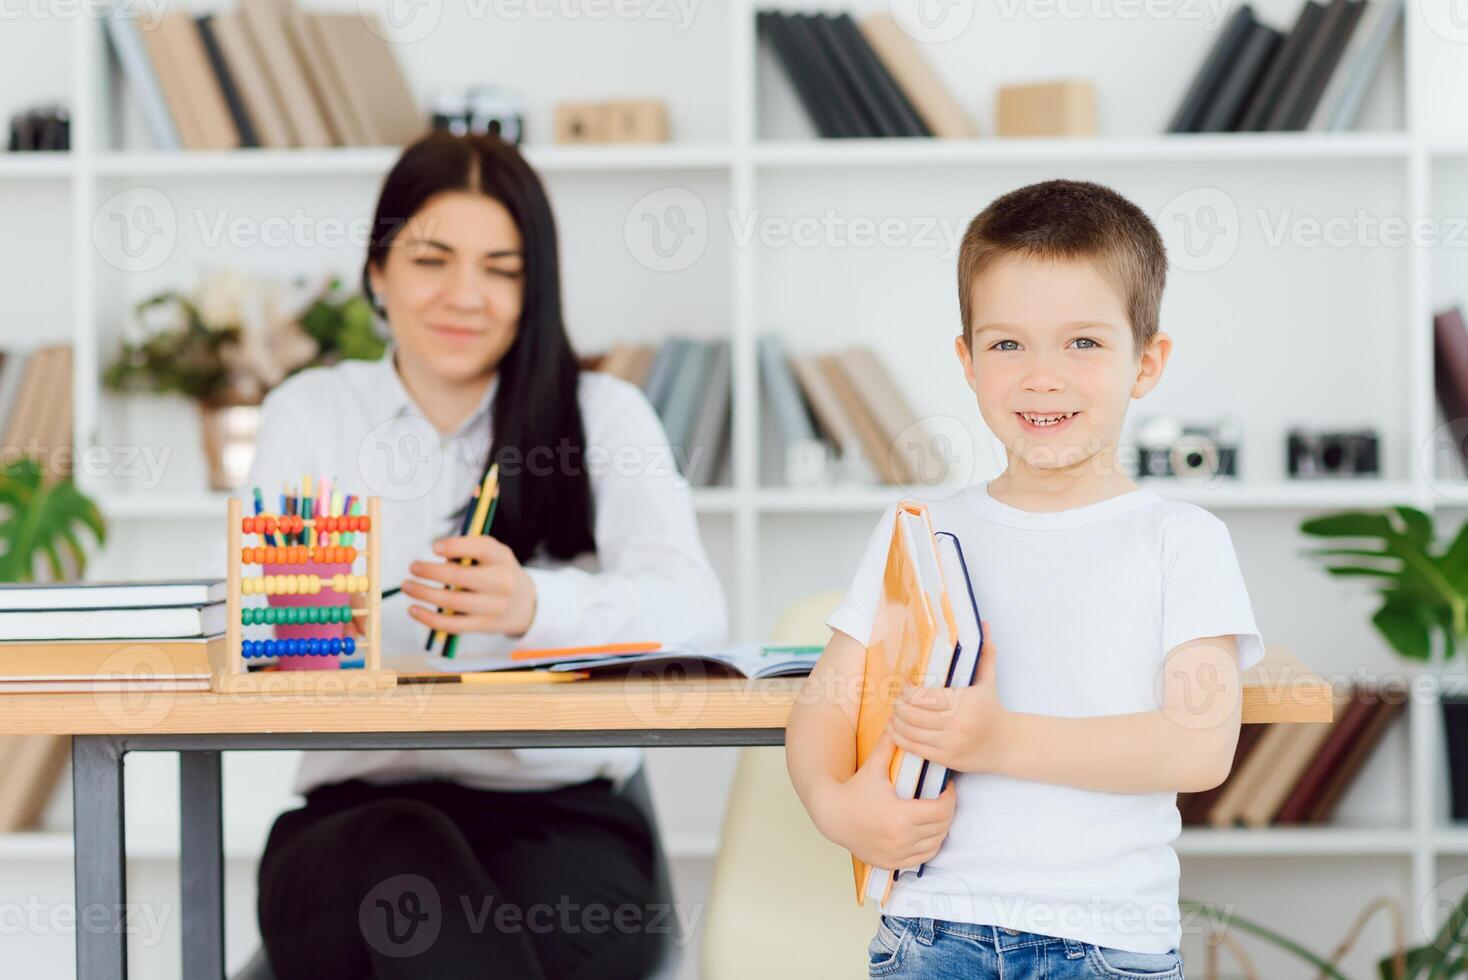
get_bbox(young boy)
[786,179,1263,980]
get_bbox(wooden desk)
[0,645,1329,980]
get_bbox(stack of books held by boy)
[848,501,984,907]
[0,579,227,694]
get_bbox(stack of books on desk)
[0,578,227,694]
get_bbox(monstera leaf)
[1299,506,1468,662]
[0,458,106,582]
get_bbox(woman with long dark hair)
[245,132,727,979]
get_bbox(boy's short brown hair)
[956,179,1167,357]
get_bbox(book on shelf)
[1,344,73,482]
[584,339,733,487]
[1169,0,1400,135]
[1236,1,1327,131]
[761,339,938,490]
[1434,307,1468,466]
[0,734,70,833]
[759,335,826,485]
[1177,682,1404,827]
[757,8,972,139]
[1197,18,1284,133]
[1167,4,1259,133]
[106,0,425,152]
[1264,0,1366,131]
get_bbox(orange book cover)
[851,501,955,906]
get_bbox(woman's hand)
[402,535,538,637]
[891,622,1007,774]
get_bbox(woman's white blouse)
[234,348,729,792]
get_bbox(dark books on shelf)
[757,8,974,139]
[1168,0,1401,135]
[1263,0,1366,131]
[1167,4,1259,133]
[1434,307,1468,465]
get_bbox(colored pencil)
[442,465,499,659]
[396,669,587,686]
[424,480,485,652]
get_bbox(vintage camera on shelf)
[1132,417,1240,481]
[431,88,524,145]
[8,104,69,151]
[1286,428,1379,478]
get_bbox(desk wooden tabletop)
[0,645,1332,736]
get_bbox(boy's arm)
[786,630,864,815]
[787,630,958,871]
[892,632,1243,794]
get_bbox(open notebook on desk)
[427,641,821,679]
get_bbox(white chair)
[700,592,879,980]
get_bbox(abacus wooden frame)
[219,495,391,692]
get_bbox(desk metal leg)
[73,735,127,980]
[180,751,225,980]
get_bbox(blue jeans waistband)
[898,917,1090,958]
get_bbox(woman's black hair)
[363,131,595,564]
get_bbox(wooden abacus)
[216,496,394,692]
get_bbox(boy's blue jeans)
[869,915,1184,979]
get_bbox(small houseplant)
[0,457,106,582]
[1298,505,1468,815]
[103,272,385,489]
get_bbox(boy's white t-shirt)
[826,480,1265,955]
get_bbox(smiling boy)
[786,179,1264,979]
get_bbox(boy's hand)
[816,730,957,871]
[892,623,1007,774]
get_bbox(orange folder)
[852,501,957,906]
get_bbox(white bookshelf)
[7,0,1468,975]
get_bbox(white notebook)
[0,602,227,640]
[0,579,227,611]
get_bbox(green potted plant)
[103,272,386,490]
[0,457,106,582]
[1298,505,1468,823]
